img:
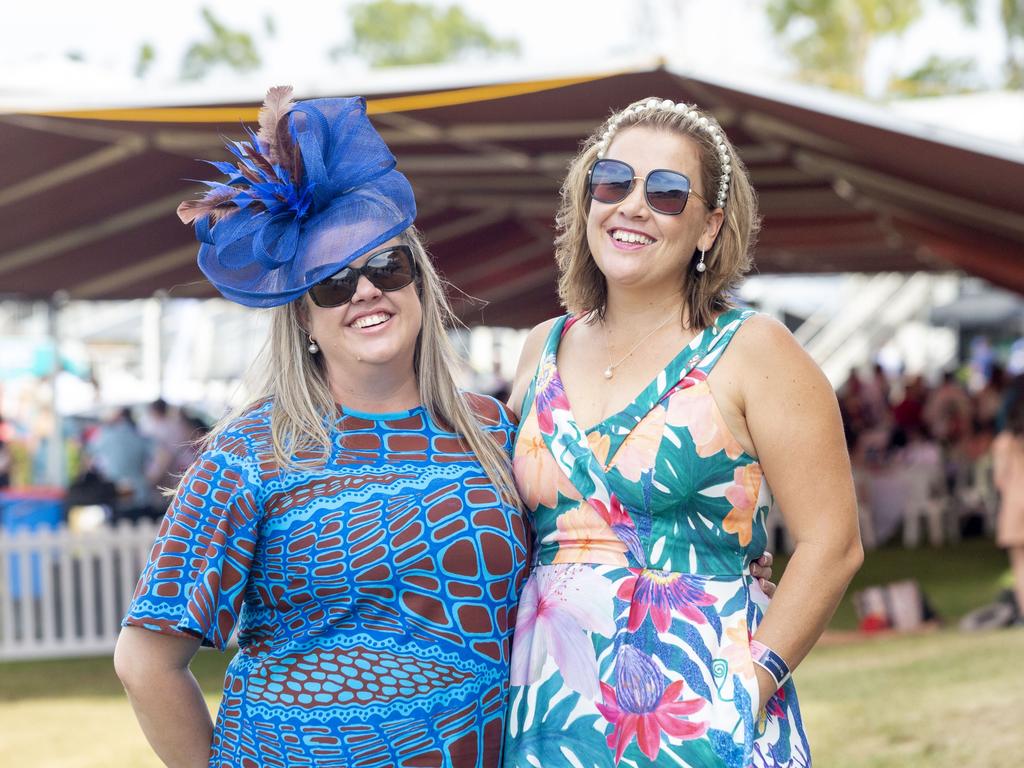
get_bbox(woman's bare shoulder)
[521,317,561,364]
[507,317,563,417]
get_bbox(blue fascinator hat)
[177,87,416,307]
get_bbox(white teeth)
[611,230,654,245]
[351,312,391,329]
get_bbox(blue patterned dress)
[124,394,529,768]
[503,309,810,768]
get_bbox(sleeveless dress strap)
[656,307,757,405]
[518,315,571,424]
[528,315,625,543]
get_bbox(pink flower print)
[509,564,615,698]
[532,354,570,435]
[659,367,708,402]
[616,569,717,633]
[720,620,756,680]
[609,406,666,481]
[665,379,744,459]
[765,684,787,720]
[546,502,629,566]
[595,645,708,763]
[679,368,708,388]
[513,409,581,510]
[723,463,763,547]
[588,495,645,565]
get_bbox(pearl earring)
[696,249,707,273]
[307,335,320,354]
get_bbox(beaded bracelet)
[748,640,792,690]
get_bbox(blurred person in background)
[87,407,152,517]
[991,396,1024,623]
[182,411,211,445]
[860,362,893,427]
[892,374,928,437]
[976,362,1007,430]
[141,398,196,502]
[0,414,11,488]
[923,370,972,446]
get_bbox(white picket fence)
[0,520,160,661]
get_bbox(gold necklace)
[603,313,677,379]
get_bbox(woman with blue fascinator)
[501,98,862,767]
[114,88,528,768]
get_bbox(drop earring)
[696,249,707,273]
[307,335,320,354]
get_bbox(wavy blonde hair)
[556,97,761,330]
[202,227,519,507]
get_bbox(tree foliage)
[181,7,261,81]
[1004,0,1024,87]
[887,55,981,97]
[941,0,1024,88]
[768,0,1024,95]
[766,0,923,93]
[339,0,520,67]
[135,42,156,79]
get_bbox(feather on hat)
[178,86,416,307]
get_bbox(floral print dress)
[503,309,810,768]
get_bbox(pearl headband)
[595,98,731,209]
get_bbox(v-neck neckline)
[550,310,734,436]
[516,307,750,539]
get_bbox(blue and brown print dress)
[124,394,529,768]
[503,309,810,768]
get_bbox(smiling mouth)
[609,229,656,246]
[349,312,392,329]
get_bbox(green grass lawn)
[798,629,1024,768]
[803,537,1012,631]
[2,539,1021,767]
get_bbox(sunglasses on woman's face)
[308,245,418,308]
[587,158,709,215]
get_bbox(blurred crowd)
[0,399,209,522]
[839,363,1017,546]
[0,364,1018,537]
[842,365,1002,467]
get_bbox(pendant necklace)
[603,312,677,379]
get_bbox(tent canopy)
[2,64,1022,327]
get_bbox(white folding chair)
[901,464,949,548]
[952,453,999,539]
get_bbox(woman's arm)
[736,316,864,708]
[114,626,213,767]
[992,434,1010,491]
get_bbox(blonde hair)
[201,228,519,507]
[556,97,761,330]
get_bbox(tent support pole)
[46,296,65,487]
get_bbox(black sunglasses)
[587,158,709,215]
[308,245,418,308]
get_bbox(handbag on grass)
[853,579,938,631]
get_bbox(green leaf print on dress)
[504,310,811,767]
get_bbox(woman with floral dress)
[502,98,863,767]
